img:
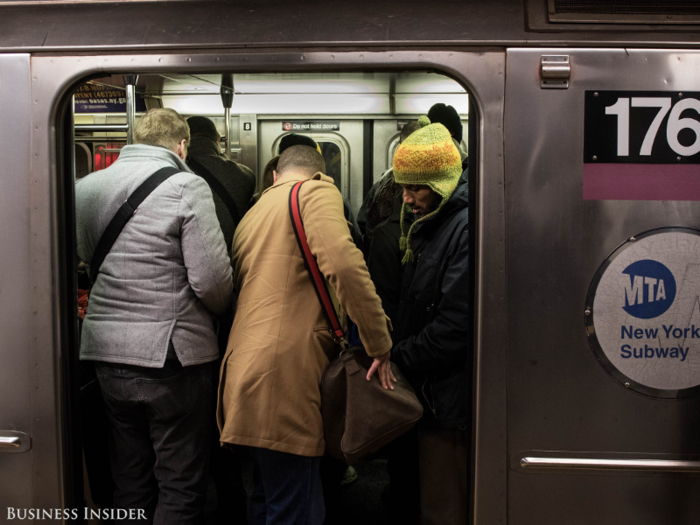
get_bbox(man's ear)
[176,139,187,160]
[273,170,280,183]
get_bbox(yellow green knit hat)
[393,116,463,264]
[393,116,463,198]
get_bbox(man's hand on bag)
[367,351,397,390]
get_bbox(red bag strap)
[289,180,346,341]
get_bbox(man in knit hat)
[390,116,471,525]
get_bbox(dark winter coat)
[392,171,472,429]
[187,135,256,250]
[367,193,412,333]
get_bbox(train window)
[386,133,401,169]
[268,132,349,195]
[93,143,123,171]
[319,141,342,189]
[74,142,92,180]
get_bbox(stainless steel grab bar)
[75,124,128,132]
[0,437,20,448]
[521,456,700,472]
[0,432,31,453]
[125,76,137,144]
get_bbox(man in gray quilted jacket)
[76,108,233,524]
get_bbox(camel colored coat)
[218,171,392,457]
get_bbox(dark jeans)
[94,360,214,525]
[248,447,324,525]
[209,362,247,524]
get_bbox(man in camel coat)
[218,145,394,524]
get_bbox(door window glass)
[74,143,92,180]
[94,142,123,171]
[318,141,341,188]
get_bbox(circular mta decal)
[587,228,700,397]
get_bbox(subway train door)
[0,54,62,510]
[0,54,39,520]
[258,120,364,211]
[504,48,700,524]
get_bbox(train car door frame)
[24,49,506,524]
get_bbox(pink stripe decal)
[584,164,700,201]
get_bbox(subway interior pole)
[220,73,234,159]
[124,74,138,145]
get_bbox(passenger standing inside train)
[186,116,256,250]
[276,134,364,510]
[427,103,468,170]
[186,115,253,524]
[76,108,233,525]
[217,145,393,525]
[359,120,421,257]
[365,121,422,523]
[391,116,471,525]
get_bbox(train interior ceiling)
[73,71,468,213]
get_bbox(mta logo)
[622,260,676,319]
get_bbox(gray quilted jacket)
[76,144,233,367]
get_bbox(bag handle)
[288,180,346,342]
[90,166,180,283]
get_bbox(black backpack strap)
[187,156,242,227]
[89,166,180,283]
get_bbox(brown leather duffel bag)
[289,180,423,465]
[321,347,423,464]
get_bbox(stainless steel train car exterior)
[2,1,700,523]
